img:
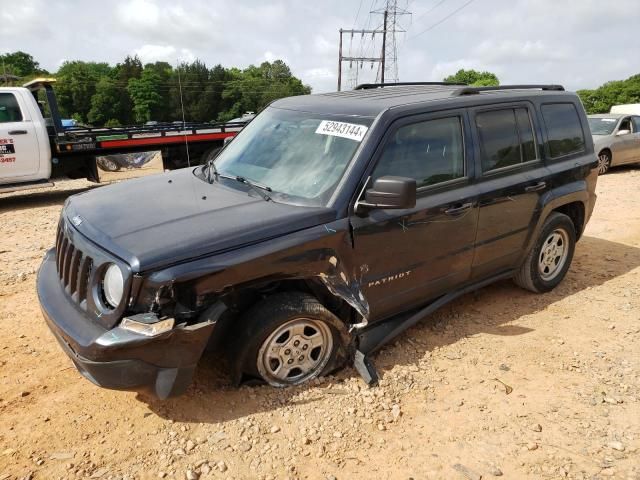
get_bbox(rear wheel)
[597,150,611,175]
[514,212,576,293]
[231,292,347,387]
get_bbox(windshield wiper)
[205,159,218,183]
[205,165,272,201]
[234,176,272,201]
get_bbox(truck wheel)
[232,292,347,387]
[597,150,611,174]
[514,212,576,293]
[97,157,121,172]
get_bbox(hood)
[65,168,336,272]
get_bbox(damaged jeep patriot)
[37,83,598,398]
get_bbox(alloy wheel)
[257,317,333,386]
[538,228,570,281]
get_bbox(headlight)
[103,263,124,308]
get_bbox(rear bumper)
[37,249,214,398]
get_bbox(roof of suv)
[588,113,627,119]
[272,84,571,117]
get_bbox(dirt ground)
[0,168,639,480]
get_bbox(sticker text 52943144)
[315,120,368,142]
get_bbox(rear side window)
[0,93,23,123]
[372,116,465,188]
[541,103,585,158]
[476,107,537,172]
[633,116,640,132]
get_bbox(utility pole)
[337,1,410,90]
[338,29,343,92]
[381,10,388,84]
[336,29,385,91]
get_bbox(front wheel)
[597,151,611,175]
[514,212,576,293]
[231,292,347,387]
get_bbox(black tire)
[97,157,121,172]
[597,150,611,175]
[514,212,576,293]
[230,292,350,386]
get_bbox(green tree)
[443,69,499,86]
[88,77,123,126]
[112,56,143,124]
[127,69,163,123]
[577,74,640,114]
[55,61,112,122]
[142,62,173,121]
[217,60,311,121]
[168,60,214,122]
[0,51,45,78]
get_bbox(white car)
[588,114,640,174]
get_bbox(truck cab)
[0,84,52,185]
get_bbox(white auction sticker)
[315,120,368,142]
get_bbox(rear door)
[630,116,640,162]
[613,116,636,164]
[469,102,551,279]
[350,110,479,322]
[0,90,40,181]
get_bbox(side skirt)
[353,269,514,385]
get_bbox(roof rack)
[354,81,466,90]
[452,84,565,96]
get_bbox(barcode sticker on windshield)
[315,120,368,142]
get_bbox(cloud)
[0,0,638,93]
[133,44,195,64]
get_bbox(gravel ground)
[0,168,639,480]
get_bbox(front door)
[614,116,640,164]
[0,91,40,182]
[350,111,478,322]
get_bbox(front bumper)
[37,249,215,399]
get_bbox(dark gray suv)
[37,83,598,398]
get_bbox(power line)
[413,0,449,22]
[409,0,477,40]
[352,0,365,29]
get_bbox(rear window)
[541,103,585,158]
[0,93,23,123]
[475,107,537,172]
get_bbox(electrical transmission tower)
[337,0,410,91]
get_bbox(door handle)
[444,202,473,216]
[524,181,546,193]
[8,130,28,135]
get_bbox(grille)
[55,220,93,307]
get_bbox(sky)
[1,0,638,93]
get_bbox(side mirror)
[223,135,234,146]
[358,176,416,212]
[616,129,630,136]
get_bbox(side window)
[541,103,586,158]
[515,108,537,162]
[372,116,465,188]
[618,117,632,133]
[0,93,23,123]
[633,116,640,133]
[476,107,537,172]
